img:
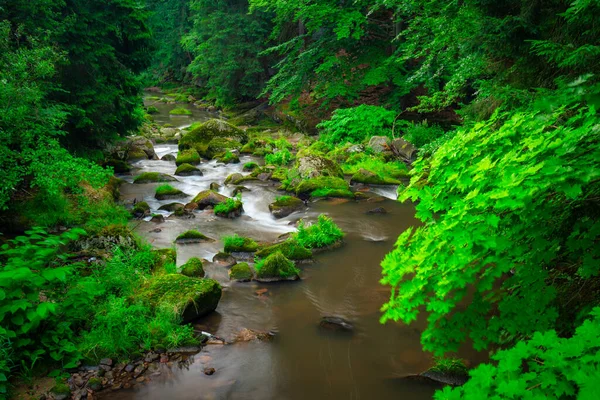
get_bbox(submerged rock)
[366,207,388,214]
[233,328,275,342]
[150,214,165,223]
[319,316,354,332]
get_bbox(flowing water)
[105,100,477,400]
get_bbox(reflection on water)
[106,102,477,400]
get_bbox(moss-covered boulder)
[133,172,178,184]
[214,197,243,218]
[207,137,242,158]
[175,163,203,176]
[210,182,221,191]
[255,252,300,282]
[240,142,256,154]
[255,239,312,261]
[152,248,177,272]
[296,153,343,180]
[295,176,352,198]
[176,149,201,166]
[192,190,228,209]
[232,186,250,197]
[161,154,177,162]
[175,230,213,244]
[214,151,240,164]
[138,274,221,323]
[108,136,157,161]
[104,159,131,173]
[350,168,400,185]
[180,257,205,278]
[155,184,187,200]
[158,202,185,212]
[169,107,192,115]
[229,262,253,282]
[269,196,304,219]
[243,162,259,172]
[224,172,257,185]
[179,119,247,153]
[223,235,259,253]
[132,201,150,218]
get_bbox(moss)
[176,149,201,166]
[229,262,253,281]
[207,137,242,158]
[169,107,192,115]
[176,230,210,242]
[132,201,150,215]
[51,383,71,396]
[179,119,247,151]
[252,147,273,157]
[350,168,400,185]
[104,159,131,173]
[146,106,159,114]
[180,257,205,278]
[271,167,288,182]
[214,197,243,217]
[133,172,177,184]
[311,188,355,198]
[127,149,148,161]
[256,239,312,260]
[214,151,240,164]
[175,163,202,176]
[243,162,259,171]
[240,142,256,154]
[273,195,302,207]
[192,190,228,207]
[295,176,350,196]
[430,357,469,375]
[152,248,177,272]
[223,234,259,252]
[155,184,186,200]
[137,274,221,322]
[255,251,300,280]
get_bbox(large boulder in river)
[192,190,229,209]
[133,172,177,184]
[108,136,158,161]
[368,136,391,154]
[175,163,203,176]
[296,153,343,180]
[138,274,221,323]
[179,119,247,153]
[350,168,400,185]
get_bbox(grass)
[169,107,192,115]
[342,153,409,180]
[255,251,300,279]
[214,197,243,217]
[430,357,468,375]
[176,149,201,166]
[294,214,344,249]
[223,234,258,252]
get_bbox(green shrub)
[169,107,192,115]
[223,234,258,252]
[402,121,445,148]
[317,105,397,145]
[342,153,409,180]
[265,148,293,166]
[294,214,344,249]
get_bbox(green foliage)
[169,107,192,115]
[243,162,259,171]
[255,239,312,260]
[343,153,409,181]
[214,196,243,216]
[294,214,344,249]
[223,234,259,253]
[317,105,397,145]
[255,251,300,279]
[430,357,467,375]
[381,82,600,358]
[264,148,293,166]
[402,122,445,149]
[437,307,600,400]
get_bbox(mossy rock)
[192,190,229,209]
[50,383,71,400]
[132,201,150,217]
[152,248,177,272]
[350,168,400,185]
[269,196,304,219]
[214,151,240,164]
[210,182,221,191]
[158,202,185,212]
[224,236,259,253]
[104,159,131,173]
[175,163,203,176]
[229,262,253,282]
[180,257,205,278]
[170,107,192,115]
[310,188,355,199]
[161,154,177,162]
[138,274,221,323]
[179,119,247,153]
[207,137,242,158]
[146,106,159,114]
[88,377,103,391]
[252,148,273,157]
[232,186,250,197]
[295,176,350,197]
[256,239,312,261]
[295,153,344,180]
[271,167,288,182]
[175,230,213,244]
[176,149,201,166]
[133,172,178,184]
[155,184,187,200]
[240,143,256,154]
[127,148,148,161]
[243,162,259,172]
[255,252,300,282]
[214,198,244,218]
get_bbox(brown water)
[106,101,473,400]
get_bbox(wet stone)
[366,207,388,214]
[319,316,354,333]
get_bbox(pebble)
[204,367,216,376]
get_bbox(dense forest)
[1,0,599,399]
